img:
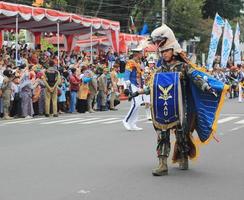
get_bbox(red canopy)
[144,44,157,52]
[0,1,119,33]
[0,1,120,51]
[76,36,111,49]
[119,33,145,53]
[75,33,146,53]
[119,33,145,42]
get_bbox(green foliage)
[196,18,214,55]
[40,38,57,51]
[44,0,68,10]
[167,0,203,40]
[202,0,243,20]
[132,0,162,32]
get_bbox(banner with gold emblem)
[151,72,183,130]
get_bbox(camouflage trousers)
[155,126,190,158]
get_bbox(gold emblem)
[158,84,173,116]
[158,84,173,101]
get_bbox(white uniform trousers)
[239,83,243,102]
[124,84,143,127]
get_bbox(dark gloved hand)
[208,87,218,97]
[124,89,130,96]
[128,91,139,101]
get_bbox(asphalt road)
[0,99,244,200]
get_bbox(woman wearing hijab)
[77,70,91,113]
[19,68,34,118]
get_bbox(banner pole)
[57,21,60,68]
[15,15,19,67]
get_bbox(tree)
[167,0,204,40]
[196,18,214,55]
[202,0,243,20]
[81,0,136,32]
[43,0,67,10]
[131,0,162,33]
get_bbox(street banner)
[206,13,225,69]
[234,22,241,66]
[221,20,233,68]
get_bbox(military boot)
[179,156,188,170]
[152,156,168,176]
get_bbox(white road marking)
[40,118,81,124]
[234,119,244,124]
[77,189,90,194]
[102,119,122,124]
[102,118,148,124]
[137,118,148,122]
[220,113,244,116]
[218,116,239,124]
[3,118,45,125]
[80,118,118,124]
[63,118,99,124]
[231,125,244,131]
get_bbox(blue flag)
[206,13,225,69]
[139,23,149,35]
[221,20,233,68]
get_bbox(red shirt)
[69,74,80,91]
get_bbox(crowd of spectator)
[211,62,244,102]
[0,46,125,120]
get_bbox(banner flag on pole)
[234,22,241,66]
[220,20,233,68]
[206,13,225,69]
[130,16,136,34]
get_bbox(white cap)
[131,47,143,52]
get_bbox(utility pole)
[162,0,165,24]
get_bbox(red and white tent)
[75,33,146,53]
[144,44,157,52]
[0,1,120,53]
[76,35,111,50]
[119,33,145,53]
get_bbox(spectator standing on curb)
[97,67,108,111]
[87,70,97,113]
[19,70,34,118]
[36,72,46,115]
[109,64,119,110]
[58,76,69,113]
[1,69,13,120]
[69,68,80,113]
[43,60,61,117]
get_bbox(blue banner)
[234,23,241,66]
[206,13,225,69]
[221,20,233,68]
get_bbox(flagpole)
[15,14,19,67]
[162,0,165,24]
[90,25,93,64]
[57,21,60,69]
[130,16,135,34]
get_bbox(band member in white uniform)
[123,48,143,131]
